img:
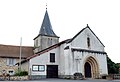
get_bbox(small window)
[87,37,90,48]
[38,65,45,71]
[50,39,52,45]
[32,65,45,71]
[35,39,38,47]
[6,58,16,66]
[9,70,14,75]
[50,53,55,62]
[32,65,38,71]
[48,38,50,46]
[48,38,52,46]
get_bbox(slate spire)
[39,10,58,37]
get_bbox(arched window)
[50,39,52,45]
[87,37,90,48]
[35,39,38,47]
[48,38,50,46]
[48,38,52,46]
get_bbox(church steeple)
[34,8,59,53]
[39,10,58,37]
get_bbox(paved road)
[38,79,120,82]
[0,79,120,82]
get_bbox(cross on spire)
[46,3,47,10]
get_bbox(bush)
[74,72,83,80]
[14,70,28,76]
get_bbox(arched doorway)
[84,56,99,78]
[85,62,91,78]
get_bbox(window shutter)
[6,58,9,66]
[13,59,16,65]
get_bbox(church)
[20,9,108,79]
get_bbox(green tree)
[107,56,120,74]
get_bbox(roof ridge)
[68,25,105,47]
[0,44,33,47]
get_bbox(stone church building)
[20,9,108,79]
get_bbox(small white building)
[22,9,108,79]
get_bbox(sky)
[0,0,120,63]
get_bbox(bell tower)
[34,9,59,53]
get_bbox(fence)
[113,74,120,79]
[0,75,28,81]
[107,74,120,80]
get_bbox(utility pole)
[19,37,22,72]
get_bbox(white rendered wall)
[71,28,104,51]
[58,44,66,76]
[64,50,108,76]
[63,27,108,76]
[29,47,60,75]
